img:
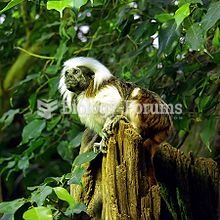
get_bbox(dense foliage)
[0,0,219,219]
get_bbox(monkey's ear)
[79,66,94,77]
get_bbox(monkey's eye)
[74,68,81,74]
[65,69,73,77]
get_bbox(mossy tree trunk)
[71,120,219,220]
[155,143,219,220]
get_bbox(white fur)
[131,88,140,98]
[77,85,122,136]
[58,66,74,110]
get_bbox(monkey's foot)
[93,139,108,154]
[102,115,129,138]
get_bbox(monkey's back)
[112,78,173,142]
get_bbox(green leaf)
[155,13,174,23]
[67,26,76,40]
[0,109,19,129]
[200,117,216,151]
[53,187,75,207]
[45,65,59,75]
[179,0,202,6]
[28,94,37,113]
[90,0,104,6]
[48,76,59,98]
[30,186,53,206]
[0,157,12,165]
[212,27,220,48]
[72,202,87,214]
[185,23,205,50]
[68,166,86,185]
[47,115,61,131]
[47,0,88,16]
[195,95,213,113]
[57,132,83,161]
[0,0,24,14]
[6,161,16,169]
[174,3,190,28]
[69,132,84,149]
[0,198,25,214]
[178,129,186,138]
[73,151,98,166]
[134,22,156,41]
[14,74,38,88]
[17,156,29,171]
[176,116,190,132]
[24,112,38,124]
[43,176,62,185]
[23,207,52,220]
[183,87,196,96]
[22,119,46,144]
[1,213,14,220]
[54,41,68,66]
[65,202,87,215]
[24,138,45,155]
[73,0,88,9]
[57,141,73,161]
[47,0,73,17]
[158,19,179,55]
[201,1,220,31]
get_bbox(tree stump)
[101,120,160,220]
[70,120,220,220]
[71,120,161,219]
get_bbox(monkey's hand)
[93,115,129,154]
[103,115,129,136]
[93,139,107,154]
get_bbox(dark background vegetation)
[0,0,219,219]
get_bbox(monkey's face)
[64,66,92,93]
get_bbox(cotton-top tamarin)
[59,57,172,184]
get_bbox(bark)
[71,120,220,220]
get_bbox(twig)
[15,47,55,60]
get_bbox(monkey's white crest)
[58,66,74,110]
[59,57,113,109]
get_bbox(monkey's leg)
[143,139,158,186]
[143,130,169,186]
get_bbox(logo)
[37,99,58,119]
[36,99,183,120]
